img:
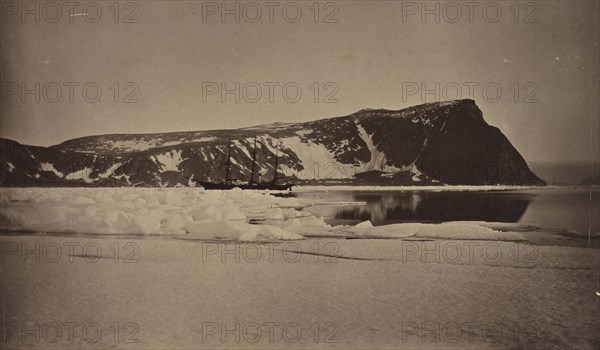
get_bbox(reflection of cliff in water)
[334,192,532,225]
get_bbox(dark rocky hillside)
[1,99,545,187]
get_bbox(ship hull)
[198,182,293,191]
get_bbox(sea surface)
[293,187,600,235]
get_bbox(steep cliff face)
[0,99,545,187]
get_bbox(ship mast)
[249,136,258,184]
[224,139,232,183]
[272,145,279,184]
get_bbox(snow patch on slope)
[99,162,123,179]
[154,150,184,172]
[257,129,415,179]
[64,167,94,183]
[355,124,403,173]
[99,137,217,153]
[295,129,313,137]
[105,140,160,152]
[277,136,356,179]
[40,163,63,177]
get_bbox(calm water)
[293,188,600,235]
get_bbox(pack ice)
[1,188,526,241]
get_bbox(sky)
[1,0,599,177]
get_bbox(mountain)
[0,99,545,187]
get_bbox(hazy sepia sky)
[1,0,598,169]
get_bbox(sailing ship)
[197,138,294,191]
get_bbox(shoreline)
[1,185,598,191]
[293,184,598,192]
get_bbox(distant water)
[534,162,598,185]
[293,188,600,235]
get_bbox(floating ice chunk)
[1,205,78,232]
[1,208,33,228]
[264,208,285,220]
[161,212,192,235]
[202,206,225,221]
[278,216,333,236]
[354,220,374,229]
[189,205,246,222]
[8,192,31,202]
[239,225,304,241]
[341,221,525,241]
[415,222,525,241]
[448,221,541,232]
[131,208,164,234]
[343,222,428,237]
[280,209,311,219]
